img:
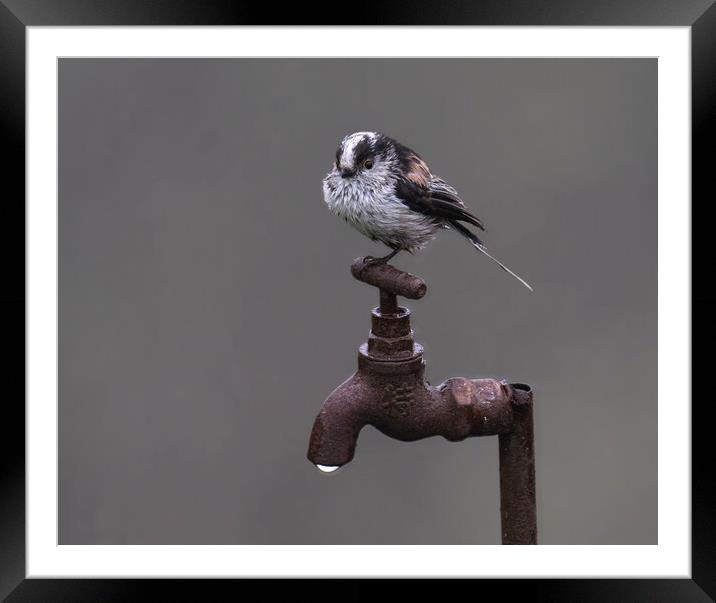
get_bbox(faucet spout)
[308,373,366,468]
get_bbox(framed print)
[1,0,711,599]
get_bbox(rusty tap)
[307,257,537,544]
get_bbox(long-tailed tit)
[323,131,533,291]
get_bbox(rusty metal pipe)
[307,259,537,544]
[499,384,537,544]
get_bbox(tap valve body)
[307,257,536,544]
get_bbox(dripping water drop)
[316,464,340,474]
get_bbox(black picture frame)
[1,1,712,600]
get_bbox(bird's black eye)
[363,159,374,170]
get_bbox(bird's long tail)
[448,220,533,292]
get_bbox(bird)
[322,131,533,291]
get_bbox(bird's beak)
[340,168,355,178]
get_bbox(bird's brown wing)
[395,168,485,232]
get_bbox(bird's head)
[325,131,396,186]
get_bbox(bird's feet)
[363,256,389,267]
[364,249,400,266]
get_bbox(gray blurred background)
[58,58,656,544]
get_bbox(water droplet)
[316,464,340,474]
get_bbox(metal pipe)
[499,384,537,544]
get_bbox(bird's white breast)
[323,167,438,252]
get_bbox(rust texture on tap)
[308,257,536,545]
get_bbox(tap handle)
[350,257,427,302]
